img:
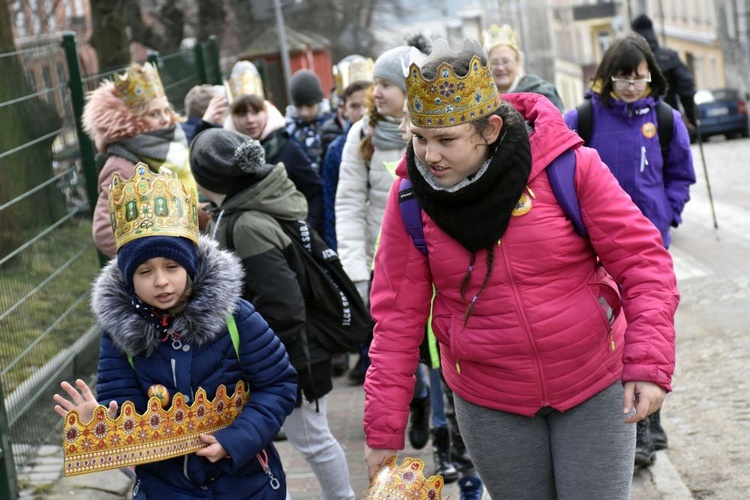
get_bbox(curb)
[651,451,693,499]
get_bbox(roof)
[239,25,330,58]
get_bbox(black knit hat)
[117,236,199,289]
[631,14,654,32]
[289,69,324,106]
[189,128,268,195]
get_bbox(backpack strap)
[226,314,240,359]
[656,101,674,161]
[575,99,594,146]
[224,210,243,251]
[398,179,428,255]
[126,315,241,369]
[547,149,587,239]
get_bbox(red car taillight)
[738,100,747,115]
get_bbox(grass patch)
[0,216,101,394]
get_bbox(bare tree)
[0,0,64,256]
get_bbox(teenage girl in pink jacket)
[363,39,678,500]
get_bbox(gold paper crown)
[109,163,199,251]
[113,63,166,111]
[405,43,501,128]
[334,55,375,95]
[364,456,443,499]
[483,24,521,54]
[63,382,250,476]
[227,61,265,102]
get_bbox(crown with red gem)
[404,38,501,128]
[62,382,250,477]
[364,456,444,499]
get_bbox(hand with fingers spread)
[195,433,229,462]
[623,380,666,423]
[53,379,118,424]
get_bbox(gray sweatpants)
[454,382,635,500]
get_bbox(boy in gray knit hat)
[285,70,335,173]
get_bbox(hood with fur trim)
[90,236,244,357]
[82,81,152,152]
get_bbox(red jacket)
[363,93,678,450]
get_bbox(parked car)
[695,88,749,141]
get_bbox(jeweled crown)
[483,24,521,54]
[63,382,250,476]
[113,63,166,111]
[109,163,199,252]
[227,61,265,102]
[364,456,443,499]
[405,38,501,128]
[334,55,374,95]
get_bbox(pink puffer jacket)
[363,93,678,450]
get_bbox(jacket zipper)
[498,242,549,407]
[640,145,648,172]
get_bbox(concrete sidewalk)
[30,375,692,499]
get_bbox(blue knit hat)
[117,236,199,288]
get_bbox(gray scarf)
[370,116,406,151]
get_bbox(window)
[26,71,37,91]
[597,30,611,57]
[42,67,53,102]
[56,63,67,87]
[725,2,736,40]
[14,1,27,37]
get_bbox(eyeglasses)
[490,58,516,69]
[611,73,651,91]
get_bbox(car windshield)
[695,89,741,105]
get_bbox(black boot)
[431,426,458,483]
[347,354,365,385]
[635,418,656,466]
[408,395,430,449]
[649,409,669,450]
[331,353,349,377]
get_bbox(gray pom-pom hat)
[190,128,271,195]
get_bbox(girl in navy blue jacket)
[53,165,297,499]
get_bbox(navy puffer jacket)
[92,236,297,499]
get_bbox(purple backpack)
[398,149,585,255]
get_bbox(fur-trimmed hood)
[82,81,152,152]
[90,236,244,357]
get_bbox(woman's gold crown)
[404,38,501,128]
[108,163,199,252]
[113,62,166,111]
[483,24,521,54]
[364,456,443,499]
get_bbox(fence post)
[0,383,18,500]
[147,51,161,69]
[193,43,208,85]
[61,32,106,266]
[206,35,222,84]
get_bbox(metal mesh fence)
[0,36,223,496]
[0,39,100,471]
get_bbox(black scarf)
[405,106,532,253]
